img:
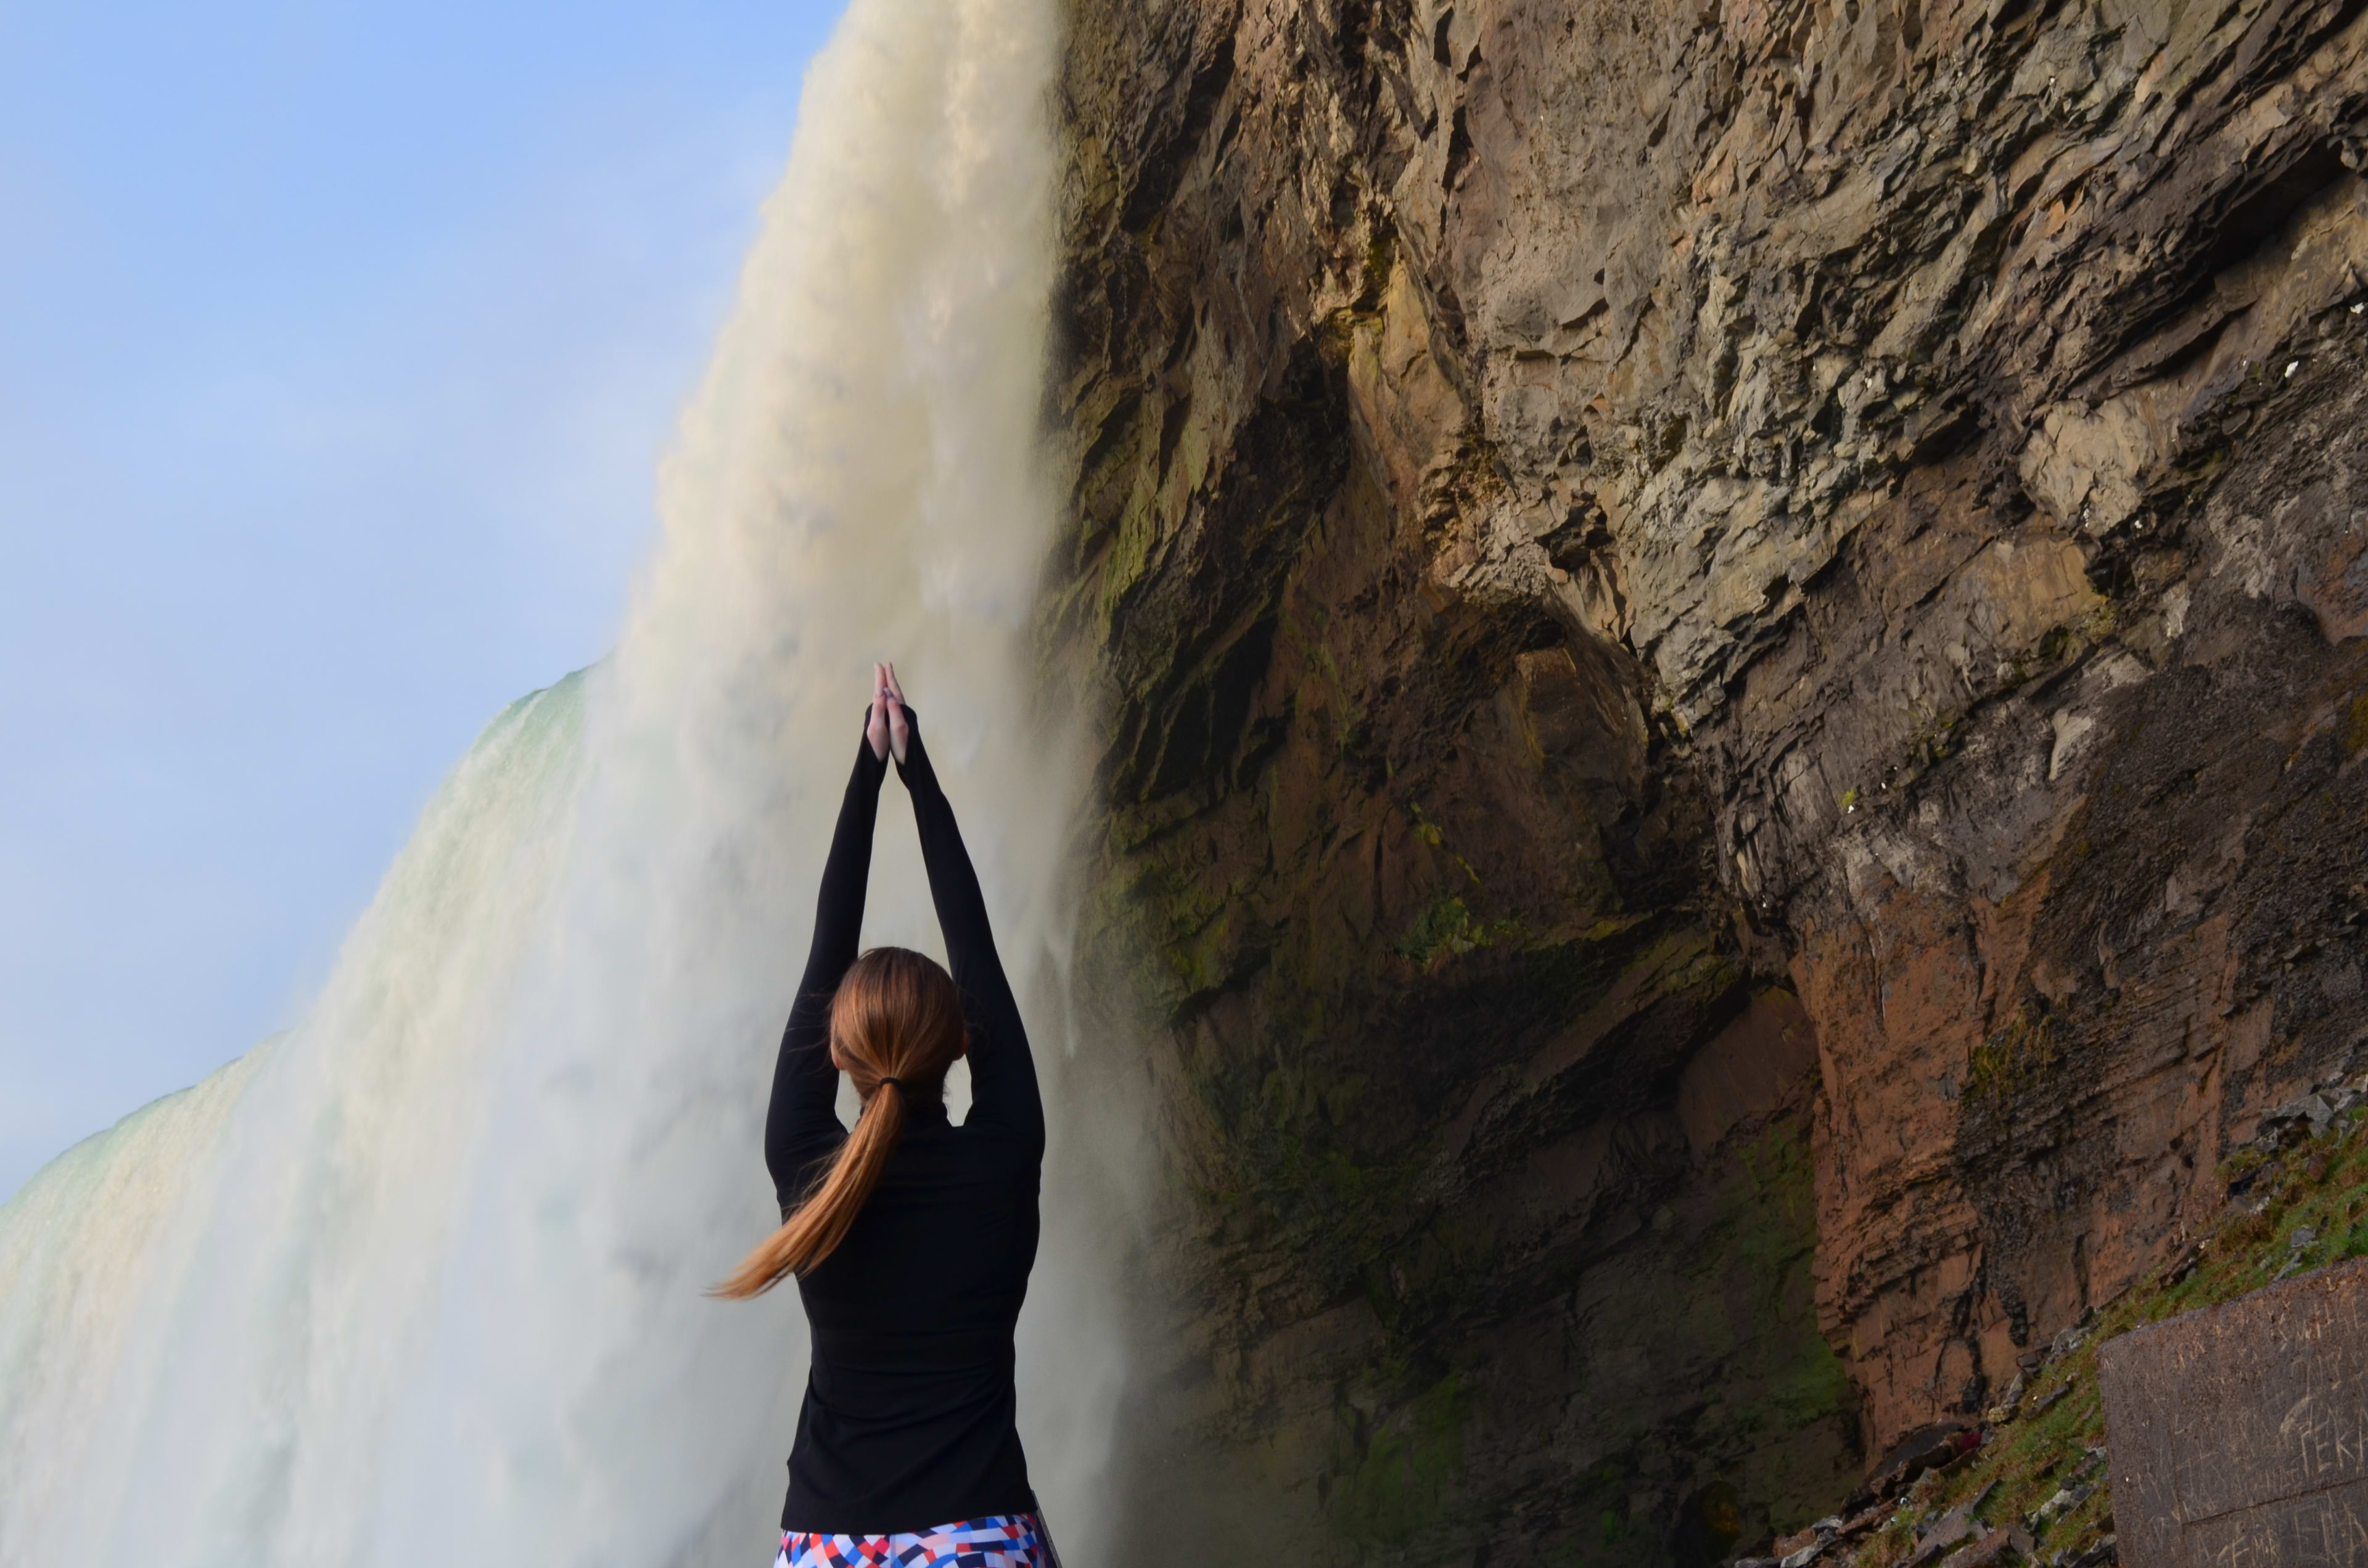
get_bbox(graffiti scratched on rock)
[2102,1257,2368,1568]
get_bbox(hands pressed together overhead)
[866,662,910,764]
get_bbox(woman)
[715,663,1058,1568]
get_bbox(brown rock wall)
[1051,0,2368,1559]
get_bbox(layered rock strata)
[1047,0,2368,1560]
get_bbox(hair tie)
[877,1076,905,1093]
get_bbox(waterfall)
[0,0,1131,1560]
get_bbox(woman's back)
[786,1112,1041,1526]
[797,1111,1040,1342]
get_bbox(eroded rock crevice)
[1049,0,2368,1560]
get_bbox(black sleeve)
[895,712,1043,1147]
[764,726,890,1204]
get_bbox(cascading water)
[0,0,1135,1560]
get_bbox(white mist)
[0,0,1129,1560]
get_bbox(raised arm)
[894,708,1043,1146]
[763,720,889,1203]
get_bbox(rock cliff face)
[1045,0,2368,1561]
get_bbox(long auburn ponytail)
[713,946,968,1298]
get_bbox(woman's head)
[713,947,966,1299]
[824,946,968,1096]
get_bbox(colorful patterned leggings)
[774,1512,1062,1568]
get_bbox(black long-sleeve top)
[764,710,1045,1534]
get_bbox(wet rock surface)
[1049,0,2368,1560]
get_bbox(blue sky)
[0,0,844,1199]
